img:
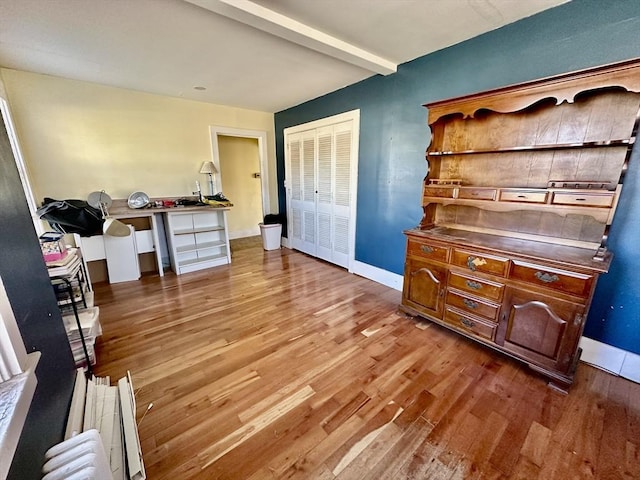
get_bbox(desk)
[107,198,232,276]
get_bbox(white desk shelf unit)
[165,208,231,274]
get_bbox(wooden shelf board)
[422,196,612,222]
[175,241,226,254]
[178,253,228,267]
[427,138,633,156]
[173,226,224,235]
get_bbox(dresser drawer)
[499,189,548,204]
[551,191,614,208]
[444,307,496,341]
[448,271,504,301]
[407,238,449,263]
[458,187,497,201]
[446,289,500,321]
[451,249,509,277]
[510,261,594,297]
[423,186,456,198]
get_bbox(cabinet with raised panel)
[401,59,640,390]
[403,258,447,320]
[498,286,585,374]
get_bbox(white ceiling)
[0,0,567,112]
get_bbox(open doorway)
[209,127,270,240]
[218,136,261,238]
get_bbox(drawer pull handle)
[460,318,475,328]
[463,299,478,309]
[575,198,586,201]
[465,280,482,290]
[466,256,487,272]
[535,271,559,283]
[517,195,527,198]
[420,245,434,254]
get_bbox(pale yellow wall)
[0,69,277,213]
[218,136,262,237]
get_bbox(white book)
[118,375,146,480]
[64,368,87,440]
[82,379,95,432]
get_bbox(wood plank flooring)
[92,237,640,479]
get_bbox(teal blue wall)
[274,0,640,354]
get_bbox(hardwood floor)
[93,238,639,479]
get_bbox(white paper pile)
[63,306,101,368]
[63,368,146,480]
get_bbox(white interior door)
[288,135,304,252]
[285,110,359,270]
[301,131,317,256]
[288,130,317,255]
[315,127,333,262]
[331,122,354,268]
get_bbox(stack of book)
[63,307,101,367]
[47,248,100,369]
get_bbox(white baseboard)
[351,260,404,291]
[228,227,260,240]
[579,336,640,384]
[351,261,640,385]
[302,254,640,385]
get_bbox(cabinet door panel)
[500,287,584,371]
[403,260,446,319]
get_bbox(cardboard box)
[40,232,68,262]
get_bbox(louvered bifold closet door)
[332,121,353,268]
[300,131,317,256]
[315,126,334,263]
[288,134,304,252]
[285,113,357,269]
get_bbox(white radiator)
[42,429,111,480]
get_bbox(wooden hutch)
[401,59,640,391]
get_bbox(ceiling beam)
[184,0,397,75]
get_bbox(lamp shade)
[200,161,218,174]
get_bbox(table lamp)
[199,161,218,196]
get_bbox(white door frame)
[209,126,270,218]
[284,109,360,272]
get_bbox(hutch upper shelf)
[420,59,640,257]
